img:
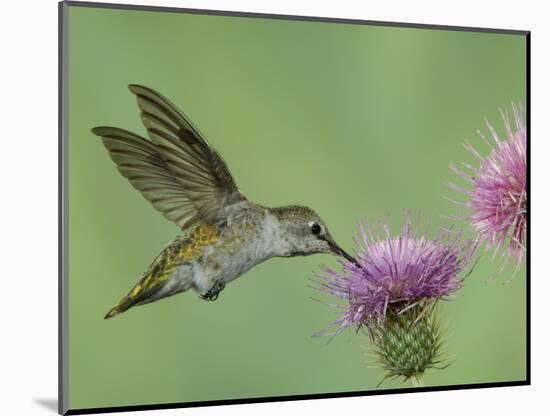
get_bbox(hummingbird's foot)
[201,280,225,302]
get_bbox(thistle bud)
[372,302,443,386]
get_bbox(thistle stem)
[411,375,424,387]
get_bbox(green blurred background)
[67,4,527,411]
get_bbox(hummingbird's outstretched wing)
[92,85,246,228]
[91,126,198,227]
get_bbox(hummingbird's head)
[270,205,357,264]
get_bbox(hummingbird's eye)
[310,223,321,235]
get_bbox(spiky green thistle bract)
[317,216,477,386]
[372,301,447,386]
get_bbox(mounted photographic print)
[59,1,530,414]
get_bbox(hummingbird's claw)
[201,280,226,302]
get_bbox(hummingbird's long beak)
[326,237,360,267]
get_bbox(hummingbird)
[92,84,356,319]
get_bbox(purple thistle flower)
[449,104,527,266]
[318,216,478,335]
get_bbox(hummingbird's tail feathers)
[103,251,175,320]
[104,309,117,319]
[104,278,166,319]
[104,295,141,319]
